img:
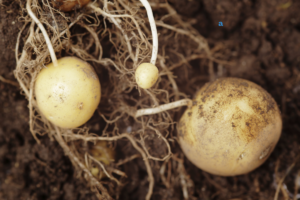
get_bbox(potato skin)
[135,63,158,89]
[178,77,282,176]
[35,56,101,129]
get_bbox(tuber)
[135,62,159,89]
[177,77,282,176]
[134,0,159,89]
[89,141,115,179]
[35,56,101,129]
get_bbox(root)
[26,0,58,66]
[13,0,233,199]
[135,99,192,118]
[139,0,158,65]
[294,171,300,200]
[29,71,40,143]
[77,22,103,60]
[143,124,172,161]
[159,158,171,188]
[88,3,145,44]
[159,57,180,100]
[64,132,154,200]
[274,155,300,200]
[54,126,113,199]
[0,75,19,87]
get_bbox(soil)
[1,0,300,200]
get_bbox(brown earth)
[1,0,300,199]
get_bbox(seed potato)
[35,56,101,129]
[177,77,282,176]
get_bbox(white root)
[0,75,19,87]
[63,133,155,200]
[26,0,58,66]
[139,0,158,65]
[54,127,112,199]
[135,99,192,118]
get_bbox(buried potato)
[35,56,101,129]
[177,77,282,176]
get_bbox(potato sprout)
[35,56,101,129]
[135,63,159,89]
[139,0,158,65]
[27,0,57,66]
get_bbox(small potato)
[35,56,101,129]
[89,141,115,179]
[135,63,158,89]
[89,141,115,165]
[177,77,282,176]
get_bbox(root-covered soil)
[1,0,300,199]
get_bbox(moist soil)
[1,0,300,199]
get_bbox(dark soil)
[1,0,300,200]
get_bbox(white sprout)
[139,0,158,65]
[26,0,58,66]
[135,99,192,118]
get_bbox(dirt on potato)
[177,77,282,176]
[1,0,300,200]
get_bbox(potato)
[35,56,101,129]
[89,141,115,179]
[177,77,282,176]
[135,63,159,89]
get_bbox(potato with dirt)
[177,77,282,176]
[35,56,101,129]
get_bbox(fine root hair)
[14,0,229,199]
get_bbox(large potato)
[177,77,282,176]
[35,56,101,129]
